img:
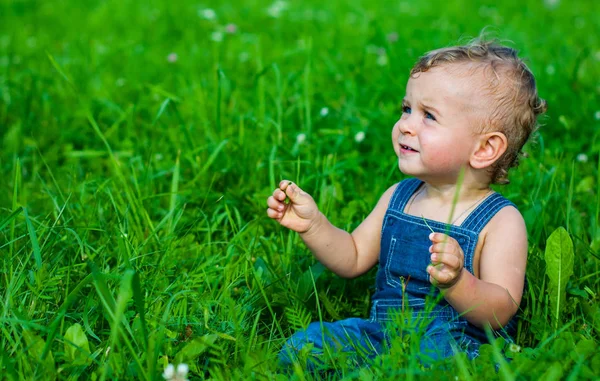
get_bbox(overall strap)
[388,178,423,211]
[460,193,516,233]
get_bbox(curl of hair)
[411,39,547,184]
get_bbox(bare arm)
[428,206,527,329]
[267,181,397,278]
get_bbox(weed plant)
[1,0,599,379]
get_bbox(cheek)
[391,124,400,144]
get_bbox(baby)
[267,39,546,366]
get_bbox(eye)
[425,111,436,121]
[402,105,411,114]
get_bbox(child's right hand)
[266,180,320,234]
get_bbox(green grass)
[1,0,599,379]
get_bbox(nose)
[395,114,416,137]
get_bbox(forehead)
[406,64,491,113]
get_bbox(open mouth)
[400,144,418,152]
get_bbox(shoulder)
[485,204,527,242]
[478,204,528,269]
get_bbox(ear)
[470,132,508,169]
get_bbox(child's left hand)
[427,232,464,289]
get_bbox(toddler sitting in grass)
[266,39,546,367]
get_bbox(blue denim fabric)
[280,178,517,368]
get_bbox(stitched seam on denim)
[472,200,513,232]
[469,196,502,231]
[461,193,501,230]
[463,195,515,231]
[389,179,417,211]
[459,192,500,228]
[390,178,422,211]
[385,237,400,288]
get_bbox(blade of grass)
[168,150,181,234]
[22,208,42,271]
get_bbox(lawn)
[1,0,599,379]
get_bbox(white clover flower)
[115,78,126,87]
[386,32,398,43]
[319,107,329,117]
[167,53,178,63]
[296,133,306,144]
[354,131,365,143]
[508,343,522,353]
[211,31,224,42]
[267,1,287,18]
[377,54,389,66]
[225,23,238,34]
[545,64,555,75]
[199,8,216,20]
[594,110,600,120]
[544,0,560,9]
[576,153,588,163]
[163,364,175,380]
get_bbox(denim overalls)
[279,178,517,366]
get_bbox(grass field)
[1,0,599,379]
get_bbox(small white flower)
[120,233,128,238]
[576,153,588,163]
[176,364,189,379]
[199,8,216,20]
[354,131,365,143]
[267,1,287,18]
[387,32,398,43]
[155,153,164,161]
[211,31,224,42]
[543,0,560,9]
[115,78,126,87]
[377,54,389,66]
[319,107,329,117]
[508,343,521,353]
[594,111,600,120]
[546,64,555,75]
[163,364,175,380]
[167,53,178,63]
[296,133,306,144]
[225,23,238,34]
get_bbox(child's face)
[392,64,492,183]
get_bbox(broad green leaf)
[64,323,91,366]
[23,330,56,380]
[174,334,218,364]
[544,227,574,328]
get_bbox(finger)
[267,196,285,211]
[285,182,304,202]
[273,188,287,201]
[427,265,455,285]
[429,232,454,244]
[279,179,293,190]
[266,207,283,219]
[430,253,461,269]
[430,241,459,254]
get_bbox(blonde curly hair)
[410,39,547,184]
